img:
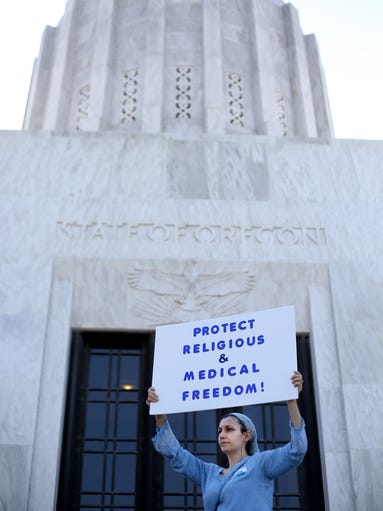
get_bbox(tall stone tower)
[24,0,332,138]
[1,1,382,510]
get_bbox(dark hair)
[219,413,252,455]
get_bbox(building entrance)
[57,331,324,511]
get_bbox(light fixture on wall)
[121,384,136,391]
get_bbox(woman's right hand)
[146,387,159,406]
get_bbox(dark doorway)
[57,331,324,511]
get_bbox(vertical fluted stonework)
[203,0,225,134]
[283,3,317,136]
[85,0,115,131]
[141,0,165,132]
[23,0,333,138]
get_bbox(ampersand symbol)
[219,354,229,363]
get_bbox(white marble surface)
[351,448,383,511]
[309,286,355,510]
[330,263,383,385]
[323,452,356,511]
[27,447,59,511]
[329,262,383,510]
[0,444,32,511]
[1,131,382,267]
[28,279,73,511]
[0,314,47,445]
[345,384,383,450]
[1,130,383,509]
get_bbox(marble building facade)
[0,0,382,510]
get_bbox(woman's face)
[217,417,250,455]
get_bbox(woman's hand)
[146,387,160,406]
[290,370,304,394]
[146,387,166,429]
[287,371,304,428]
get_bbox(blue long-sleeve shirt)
[152,419,307,511]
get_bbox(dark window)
[57,332,324,511]
[57,331,159,511]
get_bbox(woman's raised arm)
[287,371,304,429]
[146,387,167,428]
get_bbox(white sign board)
[150,305,298,415]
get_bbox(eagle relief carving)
[127,262,255,325]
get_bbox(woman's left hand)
[291,371,304,394]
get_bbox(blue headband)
[230,412,260,454]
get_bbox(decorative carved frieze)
[175,66,192,119]
[226,72,244,127]
[275,90,287,136]
[75,84,91,131]
[121,68,139,124]
[127,261,255,323]
[56,221,327,246]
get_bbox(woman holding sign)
[146,371,306,511]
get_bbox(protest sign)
[149,305,298,414]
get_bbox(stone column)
[248,1,275,135]
[309,286,355,511]
[23,26,56,130]
[305,34,334,139]
[329,262,383,511]
[202,0,225,134]
[283,3,317,137]
[43,0,77,131]
[27,279,73,511]
[85,0,116,131]
[142,0,166,133]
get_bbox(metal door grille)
[57,331,157,511]
[79,346,140,509]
